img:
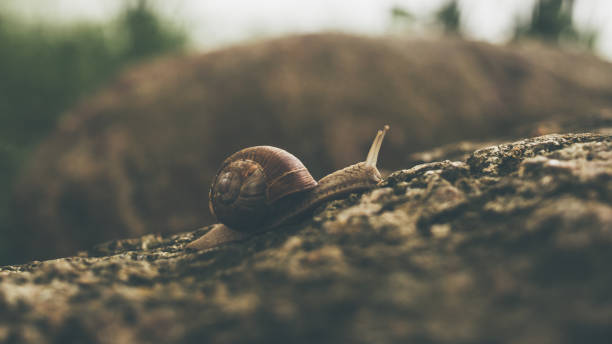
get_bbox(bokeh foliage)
[0,0,187,262]
[391,0,598,51]
[435,1,461,35]
[514,0,598,49]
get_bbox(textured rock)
[2,132,611,343]
[11,33,612,262]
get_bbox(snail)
[186,125,389,250]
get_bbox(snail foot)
[186,224,251,250]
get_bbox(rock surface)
[2,132,611,343]
[12,33,612,262]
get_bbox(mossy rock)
[2,132,611,343]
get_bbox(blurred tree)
[0,0,188,262]
[435,0,462,35]
[389,2,462,37]
[119,0,187,61]
[390,6,414,21]
[389,5,415,33]
[514,0,598,50]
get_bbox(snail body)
[186,125,389,250]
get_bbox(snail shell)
[209,146,317,231]
[187,125,389,250]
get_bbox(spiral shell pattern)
[209,146,317,231]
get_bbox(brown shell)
[209,146,317,231]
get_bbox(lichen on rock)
[1,132,611,343]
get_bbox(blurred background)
[1,0,612,264]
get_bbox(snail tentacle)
[366,124,388,167]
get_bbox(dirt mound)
[12,33,612,262]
